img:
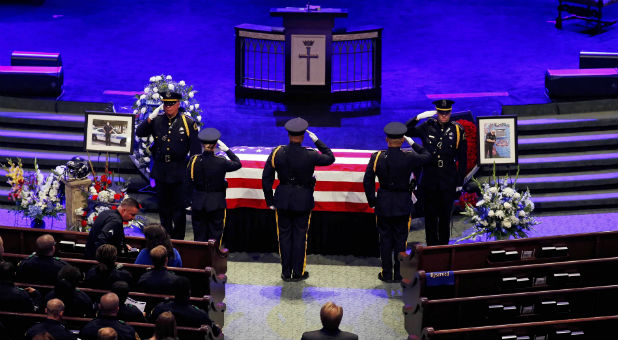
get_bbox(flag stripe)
[227,177,374,192]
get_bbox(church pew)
[14,282,226,327]
[2,253,226,304]
[418,315,618,340]
[399,231,618,282]
[0,225,228,274]
[0,310,222,340]
[404,284,618,338]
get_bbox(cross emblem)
[299,40,318,81]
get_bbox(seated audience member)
[0,261,38,312]
[137,246,177,294]
[135,224,182,268]
[85,198,141,259]
[44,265,94,318]
[85,244,133,289]
[111,280,146,323]
[97,327,118,340]
[150,276,220,336]
[301,302,358,340]
[26,298,77,340]
[149,311,177,340]
[17,234,68,284]
[80,293,139,340]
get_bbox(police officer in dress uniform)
[364,122,432,282]
[406,100,467,246]
[79,293,140,340]
[136,90,201,239]
[187,128,242,243]
[262,118,335,282]
[17,234,68,285]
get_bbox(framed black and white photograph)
[84,112,135,154]
[477,115,518,165]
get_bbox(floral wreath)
[131,75,204,173]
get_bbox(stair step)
[0,127,85,148]
[0,110,85,129]
[0,148,137,171]
[518,131,618,151]
[517,112,618,133]
[518,151,618,170]
[516,170,618,191]
[531,190,618,211]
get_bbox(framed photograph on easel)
[477,116,518,165]
[84,112,135,154]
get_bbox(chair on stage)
[556,0,618,32]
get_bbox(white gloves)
[306,130,318,143]
[217,140,229,152]
[404,136,415,146]
[269,205,276,210]
[148,104,163,121]
[456,186,463,192]
[416,110,437,120]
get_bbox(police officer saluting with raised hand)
[364,122,431,282]
[136,90,201,240]
[406,99,467,246]
[262,117,335,282]
[187,128,242,244]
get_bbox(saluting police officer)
[136,90,202,240]
[262,118,335,282]
[364,122,431,282]
[406,99,467,246]
[187,128,242,244]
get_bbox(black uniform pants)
[192,208,225,243]
[377,215,409,280]
[424,188,456,246]
[276,209,310,278]
[156,182,186,239]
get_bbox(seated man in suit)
[0,261,38,313]
[111,280,146,323]
[17,234,68,285]
[301,302,358,340]
[137,245,177,294]
[79,293,139,340]
[26,298,77,340]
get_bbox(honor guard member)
[364,122,431,282]
[262,118,335,282]
[406,99,467,245]
[136,90,202,239]
[187,128,242,243]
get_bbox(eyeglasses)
[163,101,178,107]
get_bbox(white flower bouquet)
[459,166,538,241]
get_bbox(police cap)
[432,99,455,113]
[384,122,407,138]
[198,127,221,144]
[160,90,182,102]
[284,117,308,136]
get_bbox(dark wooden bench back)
[2,253,225,303]
[419,315,618,340]
[0,225,228,273]
[0,310,221,340]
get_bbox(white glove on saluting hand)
[404,136,415,146]
[148,105,163,121]
[416,110,437,121]
[306,130,319,143]
[217,140,229,152]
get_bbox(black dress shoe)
[281,273,293,282]
[378,272,392,282]
[292,271,309,282]
[394,274,403,282]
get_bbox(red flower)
[111,205,117,210]
[114,194,121,200]
[93,216,98,221]
[81,220,87,227]
[101,175,107,182]
[82,211,88,217]
[107,179,112,185]
[92,195,98,200]
[94,184,101,192]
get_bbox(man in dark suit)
[187,128,242,243]
[25,299,77,340]
[136,90,202,239]
[406,99,468,245]
[262,118,335,282]
[301,302,358,340]
[17,234,67,285]
[137,245,177,295]
[111,281,146,323]
[85,198,140,259]
[0,261,38,313]
[79,293,139,340]
[364,122,431,282]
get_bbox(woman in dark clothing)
[85,244,133,289]
[44,265,94,318]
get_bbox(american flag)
[225,146,378,213]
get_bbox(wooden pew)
[0,310,222,340]
[15,282,226,327]
[404,285,618,338]
[399,231,618,282]
[3,253,226,304]
[0,225,228,274]
[418,315,618,340]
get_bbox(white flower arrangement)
[459,166,538,241]
[132,74,204,172]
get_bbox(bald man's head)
[97,327,118,340]
[36,234,55,256]
[46,298,65,320]
[99,293,120,316]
